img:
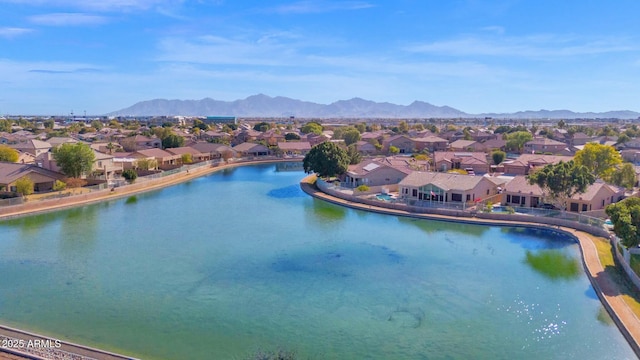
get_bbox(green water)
[0,164,634,359]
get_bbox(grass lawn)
[592,235,640,316]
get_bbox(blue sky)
[1,0,640,115]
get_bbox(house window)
[466,194,471,201]
[507,195,511,203]
[511,195,520,204]
[412,189,417,197]
[521,196,526,205]
[451,193,462,202]
[582,204,588,212]
[486,189,490,195]
[570,203,579,212]
[602,199,605,207]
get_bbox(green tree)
[617,134,631,145]
[504,131,533,153]
[122,169,138,183]
[136,158,158,171]
[181,153,193,164]
[162,134,185,149]
[343,129,361,146]
[90,120,103,130]
[43,119,55,129]
[0,145,19,162]
[557,119,566,129]
[300,122,323,135]
[491,150,506,165]
[573,143,622,181]
[527,160,596,210]
[0,119,11,132]
[610,163,637,190]
[346,144,362,165]
[389,145,400,155]
[606,197,640,248]
[15,177,34,196]
[253,122,270,132]
[355,123,366,133]
[53,143,95,178]
[284,133,300,141]
[303,142,350,178]
[398,121,409,133]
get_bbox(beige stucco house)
[399,171,498,206]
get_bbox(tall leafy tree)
[346,144,362,165]
[610,163,637,190]
[527,160,595,210]
[606,197,640,248]
[343,129,361,146]
[491,150,506,165]
[504,131,533,153]
[0,145,19,162]
[53,143,95,178]
[303,142,349,178]
[162,134,185,149]
[573,143,622,181]
[300,122,323,135]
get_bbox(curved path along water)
[299,175,640,357]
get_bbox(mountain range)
[108,94,640,119]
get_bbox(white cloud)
[266,0,375,14]
[0,0,176,11]
[0,27,33,38]
[28,13,110,26]
[405,34,636,58]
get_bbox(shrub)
[15,177,34,196]
[356,185,370,192]
[484,201,493,213]
[122,169,138,183]
[64,177,87,188]
[52,180,67,191]
[181,153,193,164]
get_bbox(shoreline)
[1,161,639,358]
[0,159,298,221]
[299,175,640,357]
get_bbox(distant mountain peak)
[107,94,640,119]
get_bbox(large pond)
[0,163,634,359]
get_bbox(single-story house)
[502,154,574,175]
[501,175,544,208]
[190,142,236,160]
[448,139,479,152]
[165,146,211,162]
[523,138,569,154]
[277,141,312,156]
[566,181,625,213]
[433,151,490,174]
[343,158,412,188]
[355,141,378,155]
[399,171,498,205]
[501,175,625,212]
[0,162,65,192]
[130,148,182,168]
[382,135,416,154]
[233,142,270,157]
[413,135,448,152]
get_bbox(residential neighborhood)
[0,115,638,216]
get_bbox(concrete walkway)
[300,176,640,357]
